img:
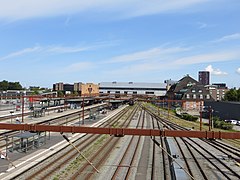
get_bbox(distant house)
[166,75,213,110]
[181,84,213,110]
[167,75,200,100]
[205,83,228,101]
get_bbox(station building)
[166,75,214,111]
[53,82,99,96]
[99,82,167,97]
[81,83,99,96]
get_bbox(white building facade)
[99,82,167,97]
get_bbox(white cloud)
[198,22,207,29]
[237,68,240,75]
[46,46,90,54]
[0,42,112,61]
[213,33,240,43]
[64,62,93,72]
[205,65,227,75]
[107,46,190,63]
[105,46,240,77]
[0,0,210,21]
[197,22,215,29]
[173,50,240,65]
[0,46,41,61]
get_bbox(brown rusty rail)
[0,123,239,139]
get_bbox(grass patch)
[56,134,108,178]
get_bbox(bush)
[214,120,223,128]
[221,123,233,130]
[180,113,198,122]
[213,116,233,130]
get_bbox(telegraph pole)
[21,95,24,123]
[82,95,84,125]
[199,102,203,131]
[208,106,212,131]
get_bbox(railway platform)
[0,105,126,179]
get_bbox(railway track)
[70,105,140,179]
[19,105,133,179]
[143,104,240,180]
[110,108,144,180]
[1,102,239,179]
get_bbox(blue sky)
[0,0,240,88]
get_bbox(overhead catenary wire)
[61,133,99,173]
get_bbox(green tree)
[0,80,23,90]
[224,88,239,101]
[0,80,9,91]
[31,90,40,95]
[57,91,64,97]
[237,88,240,101]
[8,82,22,90]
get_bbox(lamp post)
[167,100,170,119]
[208,106,213,131]
[5,135,8,158]
[82,96,85,125]
[21,95,24,123]
[199,102,203,131]
[79,114,81,126]
[10,111,14,123]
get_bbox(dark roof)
[13,131,38,139]
[65,97,94,102]
[173,75,199,93]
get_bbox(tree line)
[224,88,240,102]
[0,80,23,91]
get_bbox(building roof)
[173,75,199,93]
[13,131,38,139]
[99,82,166,89]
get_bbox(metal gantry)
[0,123,239,139]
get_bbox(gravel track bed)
[184,138,240,179]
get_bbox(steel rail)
[72,105,139,179]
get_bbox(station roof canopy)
[13,131,38,139]
[65,97,95,102]
[109,100,124,103]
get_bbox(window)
[115,91,120,94]
[199,90,202,93]
[200,94,203,99]
[193,94,196,99]
[133,91,137,94]
[145,92,154,94]
[192,89,196,93]
[124,91,128,94]
[186,94,190,99]
[206,94,210,99]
